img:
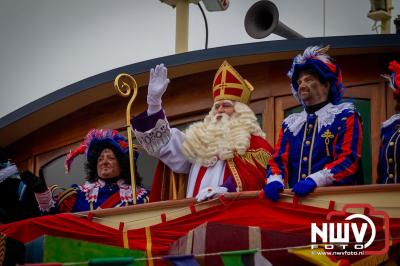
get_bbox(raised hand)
[147,64,170,115]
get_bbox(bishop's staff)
[114,73,138,204]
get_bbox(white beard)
[181,102,266,167]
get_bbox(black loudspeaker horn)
[244,0,303,39]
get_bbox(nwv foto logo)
[310,204,390,255]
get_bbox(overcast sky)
[0,0,399,119]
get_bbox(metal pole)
[323,0,326,37]
[382,0,392,33]
[175,0,189,53]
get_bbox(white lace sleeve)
[134,118,171,157]
[134,119,191,174]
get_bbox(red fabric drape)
[126,198,400,255]
[0,213,123,247]
[1,198,399,260]
[127,199,335,254]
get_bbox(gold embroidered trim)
[385,130,400,184]
[298,122,308,182]
[240,149,271,169]
[308,120,318,175]
[227,159,242,191]
[122,229,129,248]
[394,132,400,184]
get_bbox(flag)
[89,257,134,265]
[288,247,345,266]
[163,254,199,266]
[220,249,272,266]
[24,264,62,266]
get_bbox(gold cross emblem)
[321,129,334,156]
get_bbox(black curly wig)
[84,142,142,186]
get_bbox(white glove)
[147,63,170,115]
[196,186,228,202]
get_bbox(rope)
[34,237,400,265]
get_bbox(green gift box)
[25,235,146,265]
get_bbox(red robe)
[149,135,273,202]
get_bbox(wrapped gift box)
[169,222,311,265]
[24,235,146,265]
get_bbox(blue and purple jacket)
[378,114,400,184]
[267,102,363,188]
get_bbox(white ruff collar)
[382,114,400,129]
[284,102,355,136]
[80,179,133,204]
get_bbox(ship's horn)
[244,0,303,39]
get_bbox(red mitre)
[212,60,254,104]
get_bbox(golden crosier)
[114,73,138,205]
